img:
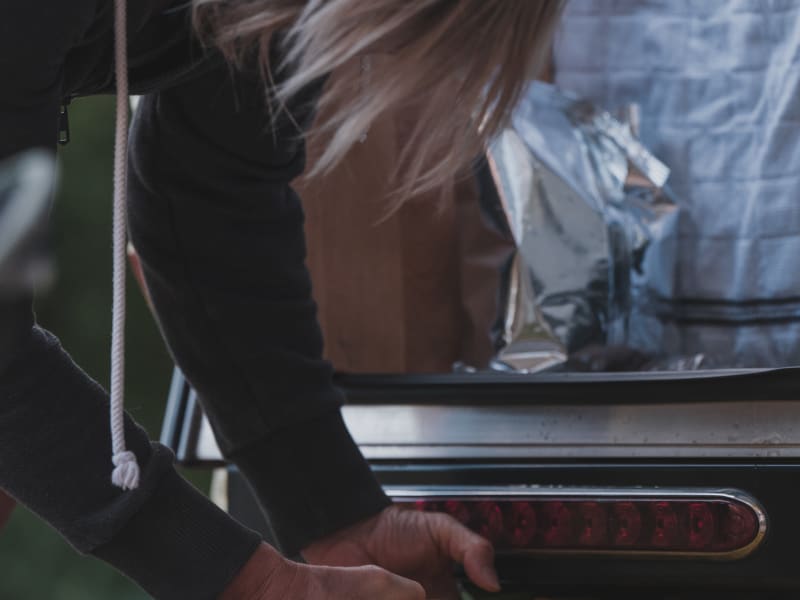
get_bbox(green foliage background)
[0,97,180,599]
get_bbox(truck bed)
[162,367,800,597]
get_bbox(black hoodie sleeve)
[1,3,263,599]
[126,59,390,557]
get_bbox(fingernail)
[483,566,501,592]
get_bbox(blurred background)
[0,96,207,599]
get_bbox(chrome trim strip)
[356,445,800,459]
[195,401,800,461]
[386,486,767,561]
[344,402,800,460]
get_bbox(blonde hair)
[194,0,564,197]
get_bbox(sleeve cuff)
[229,410,391,556]
[92,466,261,600]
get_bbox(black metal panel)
[370,461,800,593]
[336,369,800,405]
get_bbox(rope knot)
[111,451,140,491]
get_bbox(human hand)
[302,505,501,599]
[219,542,424,600]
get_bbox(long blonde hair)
[194,0,564,197]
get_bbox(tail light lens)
[507,501,537,548]
[475,501,505,543]
[577,502,608,547]
[688,502,715,549]
[542,501,572,547]
[650,501,679,547]
[400,491,764,559]
[612,502,641,547]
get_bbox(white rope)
[110,0,139,491]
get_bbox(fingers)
[226,547,427,600]
[361,565,426,600]
[461,533,500,593]
[319,565,425,600]
[428,513,501,593]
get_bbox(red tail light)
[507,501,537,548]
[577,502,608,547]
[611,501,641,547]
[650,502,679,547]
[688,502,715,549]
[398,489,765,559]
[443,500,471,526]
[475,501,505,543]
[542,501,572,547]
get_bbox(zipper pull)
[58,102,70,146]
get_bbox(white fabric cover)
[553,0,800,366]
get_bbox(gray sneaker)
[0,151,57,296]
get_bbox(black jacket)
[0,1,389,598]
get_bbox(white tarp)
[553,0,800,367]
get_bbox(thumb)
[429,513,501,593]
